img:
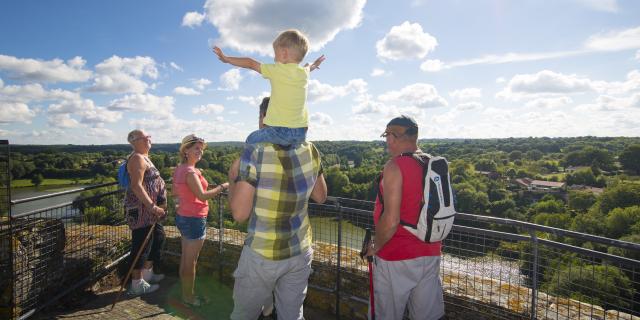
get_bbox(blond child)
[213,29,325,146]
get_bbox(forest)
[5,136,640,310]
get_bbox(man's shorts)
[175,215,207,240]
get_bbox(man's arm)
[371,160,402,254]
[213,46,261,73]
[310,173,327,204]
[227,158,255,222]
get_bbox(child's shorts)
[175,215,207,240]
[245,126,307,146]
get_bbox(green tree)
[533,212,571,229]
[531,198,565,214]
[31,173,44,187]
[604,206,640,239]
[508,151,522,161]
[474,159,497,172]
[568,191,596,212]
[619,144,640,174]
[325,167,350,197]
[597,182,640,215]
[525,149,543,161]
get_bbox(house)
[477,171,501,180]
[515,178,565,191]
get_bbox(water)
[310,215,525,284]
[10,185,89,216]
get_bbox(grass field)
[11,178,94,188]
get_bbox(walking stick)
[111,222,156,310]
[360,228,375,320]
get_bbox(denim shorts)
[175,215,207,240]
[245,126,307,146]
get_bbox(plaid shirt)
[237,142,323,260]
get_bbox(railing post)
[0,140,13,319]
[335,200,342,320]
[529,230,538,320]
[217,194,224,283]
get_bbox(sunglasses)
[186,136,205,143]
[133,135,151,142]
[381,131,402,138]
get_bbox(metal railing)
[5,182,127,320]
[5,182,640,319]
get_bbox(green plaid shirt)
[237,142,323,260]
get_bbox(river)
[10,185,89,216]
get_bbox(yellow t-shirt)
[261,63,309,128]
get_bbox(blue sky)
[1,0,639,144]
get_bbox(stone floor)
[33,275,334,320]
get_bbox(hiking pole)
[360,228,375,320]
[111,222,156,310]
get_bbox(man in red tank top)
[365,116,445,320]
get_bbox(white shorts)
[370,255,444,320]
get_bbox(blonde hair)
[179,134,206,164]
[273,29,309,62]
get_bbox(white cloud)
[88,56,158,94]
[573,0,618,12]
[192,78,212,90]
[193,104,224,114]
[80,106,122,124]
[370,68,388,77]
[108,93,175,118]
[308,78,367,103]
[48,114,80,128]
[496,77,506,84]
[376,21,437,61]
[182,11,205,28]
[352,93,392,114]
[456,102,484,111]
[0,82,79,103]
[636,50,640,61]
[309,112,333,127]
[449,88,482,101]
[420,59,443,72]
[584,26,640,52]
[593,69,640,95]
[203,0,365,56]
[237,91,270,106]
[378,83,448,108]
[170,62,183,71]
[525,97,573,109]
[218,69,242,91]
[87,127,115,138]
[174,86,201,95]
[577,93,640,111]
[0,102,36,123]
[497,70,594,101]
[0,55,92,83]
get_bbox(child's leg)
[245,127,281,144]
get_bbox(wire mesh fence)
[6,182,127,320]
[5,178,640,319]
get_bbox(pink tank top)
[373,156,441,261]
[172,164,209,218]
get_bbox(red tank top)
[373,155,441,261]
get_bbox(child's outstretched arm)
[213,46,261,73]
[305,55,325,72]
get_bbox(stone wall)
[162,226,640,320]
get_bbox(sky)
[1,0,639,145]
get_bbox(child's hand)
[306,54,325,72]
[212,46,229,63]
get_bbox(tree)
[604,206,640,239]
[598,182,640,215]
[31,173,44,187]
[474,159,497,172]
[533,212,571,229]
[525,149,543,161]
[619,144,640,174]
[531,198,565,214]
[568,191,596,212]
[508,151,522,161]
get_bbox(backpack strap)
[375,151,431,222]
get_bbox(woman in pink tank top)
[172,134,229,306]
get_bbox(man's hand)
[305,54,325,72]
[212,46,229,63]
[364,241,376,258]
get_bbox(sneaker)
[262,303,274,317]
[128,279,159,296]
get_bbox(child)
[213,29,325,146]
